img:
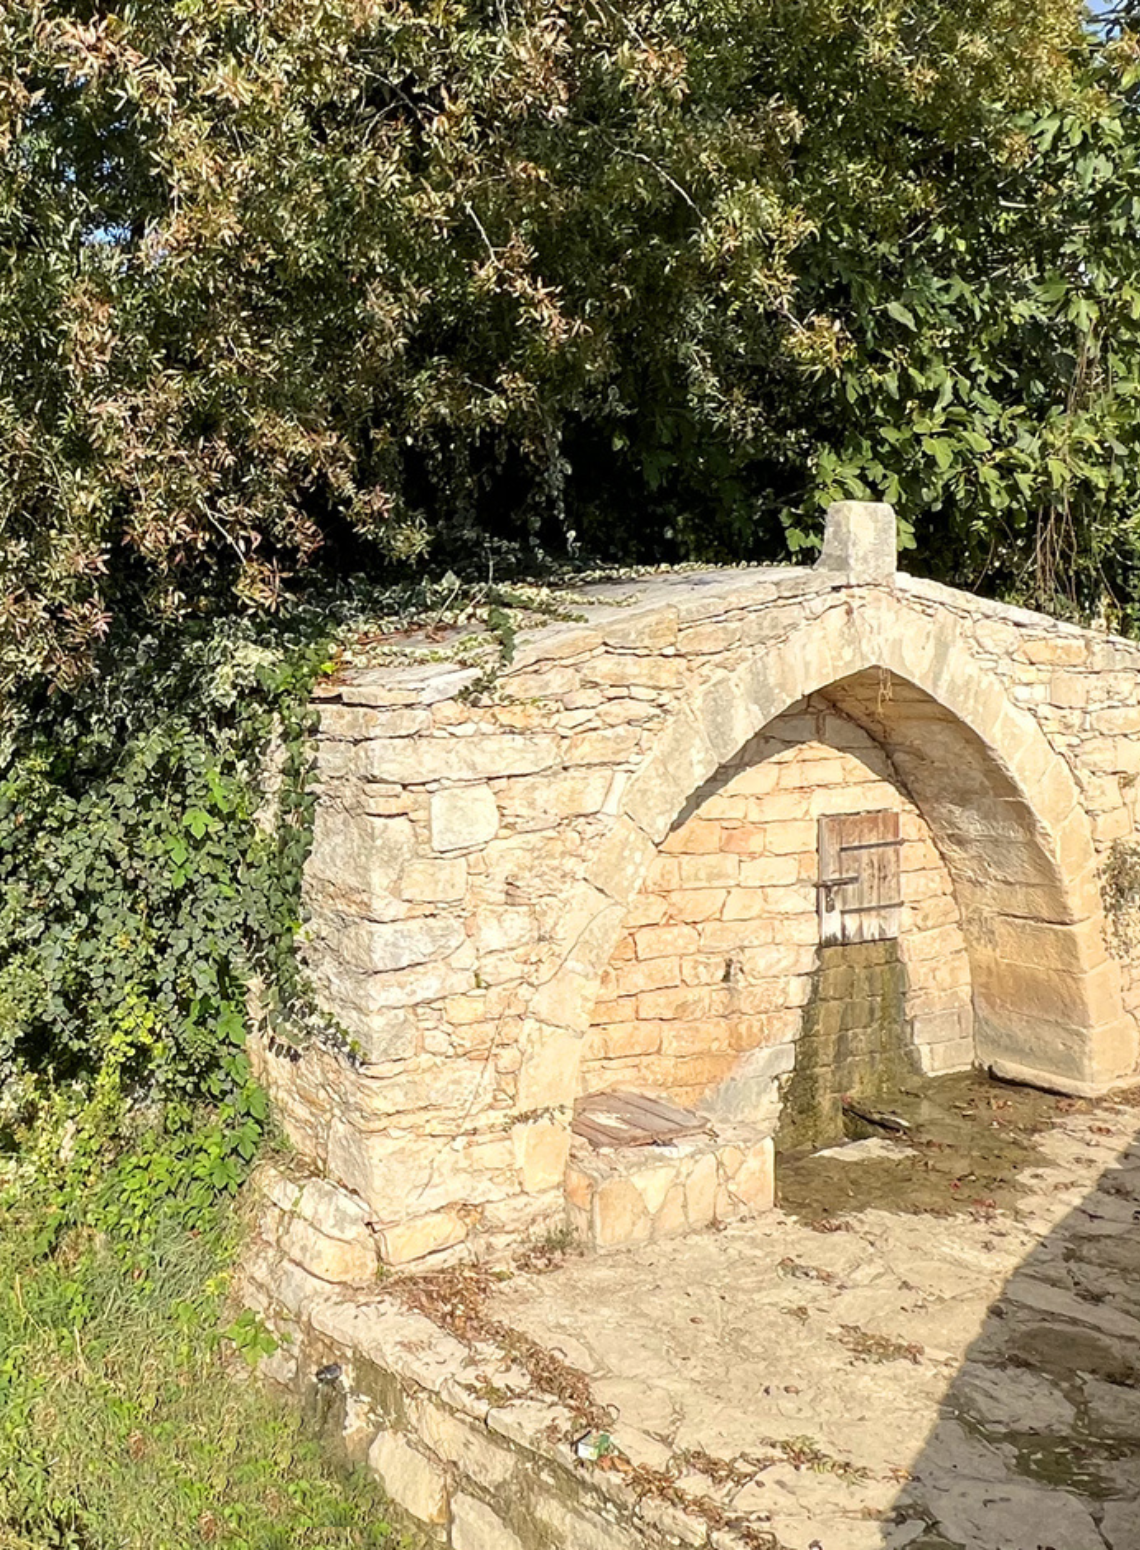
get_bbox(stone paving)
[486,1096,1140,1550]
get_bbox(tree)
[0,0,1129,696]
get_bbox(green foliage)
[3,0,1134,698]
[0,600,348,1264]
[810,30,1140,622]
[0,1191,399,1550]
[0,568,584,1247]
[1102,835,1140,952]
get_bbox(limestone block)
[513,1119,571,1194]
[399,858,468,902]
[1088,1015,1140,1088]
[634,923,700,960]
[656,1182,688,1236]
[499,769,613,823]
[1048,671,1089,708]
[700,1043,794,1124]
[430,786,499,852]
[469,907,535,957]
[1093,806,1133,843]
[502,662,579,700]
[563,726,642,766]
[684,1153,718,1228]
[552,887,625,985]
[377,1209,468,1267]
[632,1161,679,1217]
[326,1131,510,1219]
[600,608,679,650]
[325,954,473,1013]
[596,947,647,995]
[730,1140,775,1210]
[516,1027,582,1110]
[366,1430,448,1524]
[592,1177,652,1249]
[319,705,432,740]
[678,853,740,888]
[451,1494,524,1550]
[278,1215,376,1283]
[294,1176,374,1240]
[339,916,466,974]
[363,735,559,784]
[638,1496,708,1547]
[699,672,765,765]
[1020,636,1089,666]
[584,817,658,905]
[565,1164,593,1211]
[344,1058,488,1121]
[348,1007,420,1065]
[918,1038,975,1076]
[307,808,415,904]
[622,712,719,843]
[409,1402,517,1490]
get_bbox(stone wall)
[580,695,972,1118]
[249,503,1140,1270]
[242,1195,769,1550]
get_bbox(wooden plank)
[608,1089,706,1134]
[571,1113,647,1149]
[570,1116,651,1153]
[818,814,845,946]
[573,1090,709,1149]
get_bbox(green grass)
[0,1193,401,1550]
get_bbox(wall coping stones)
[324,503,1140,719]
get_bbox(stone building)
[250,502,1140,1275]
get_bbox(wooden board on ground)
[573,1089,710,1150]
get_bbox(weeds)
[0,1189,399,1550]
[836,1325,924,1365]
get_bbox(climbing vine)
[0,578,578,1242]
[0,612,335,1240]
[1102,836,1140,955]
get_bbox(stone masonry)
[580,695,973,1119]
[250,502,1140,1275]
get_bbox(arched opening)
[580,688,973,1152]
[558,642,1130,1248]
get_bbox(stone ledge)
[241,1234,777,1550]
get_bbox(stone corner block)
[512,1118,571,1194]
[430,785,499,853]
[451,1493,524,1550]
[366,1428,449,1525]
[815,501,897,585]
[376,1208,469,1267]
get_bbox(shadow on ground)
[878,1104,1140,1550]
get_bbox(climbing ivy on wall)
[0,578,576,1241]
[0,613,335,1238]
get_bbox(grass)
[0,1187,401,1550]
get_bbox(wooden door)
[817,810,902,946]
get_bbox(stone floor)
[486,1090,1140,1550]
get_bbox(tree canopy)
[2,1,1138,694]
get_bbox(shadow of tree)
[880,1112,1140,1550]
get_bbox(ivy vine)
[1102,837,1140,955]
[0,577,581,1244]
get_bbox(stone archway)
[521,588,1133,1123]
[257,501,1140,1270]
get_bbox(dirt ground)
[486,1074,1140,1550]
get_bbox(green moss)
[777,940,913,1155]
